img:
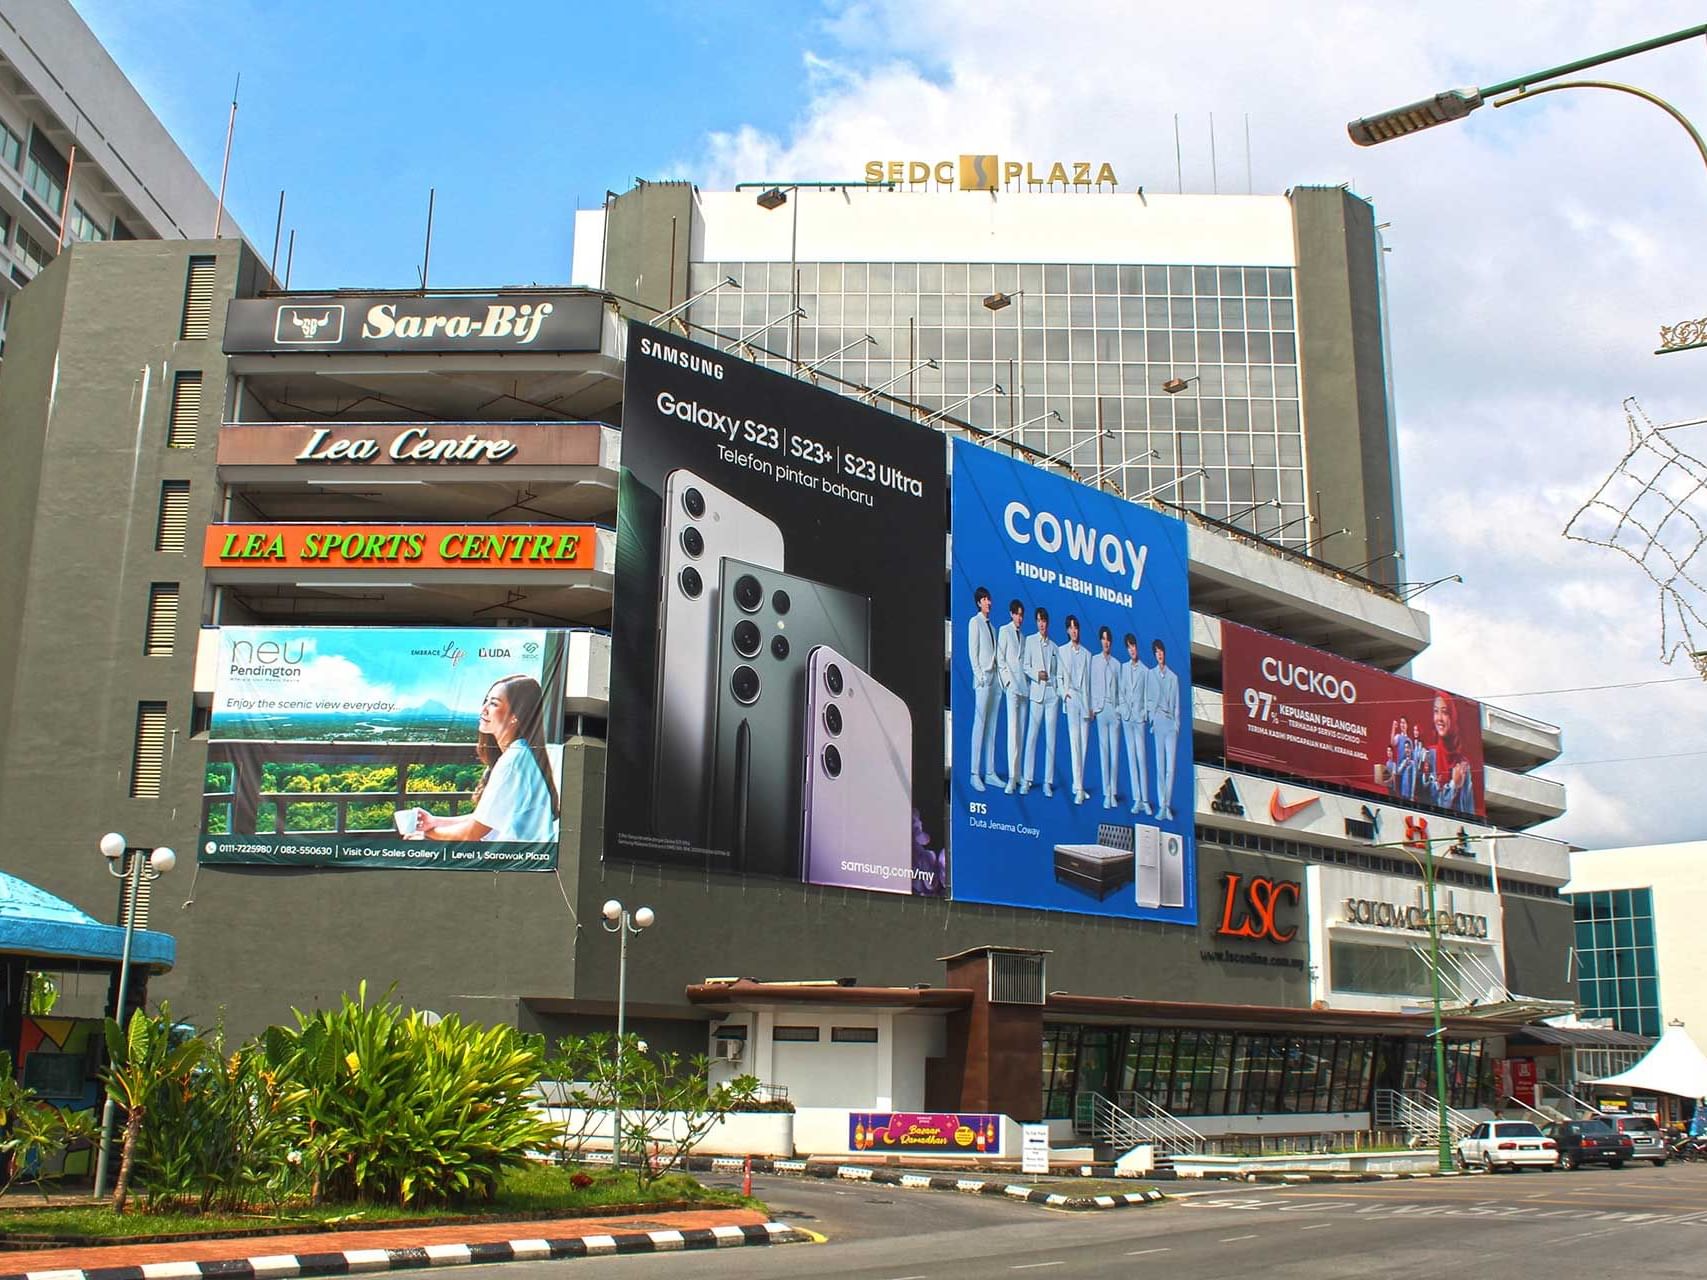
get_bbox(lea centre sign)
[864,154,1118,190]
[217,422,603,469]
[203,524,598,571]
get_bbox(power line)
[1472,674,1702,700]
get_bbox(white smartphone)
[800,646,916,894]
[651,468,784,843]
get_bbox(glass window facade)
[0,120,18,171]
[1040,1024,1487,1120]
[1572,888,1660,1036]
[689,258,1307,546]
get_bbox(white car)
[1457,1120,1558,1171]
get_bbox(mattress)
[1053,842,1135,899]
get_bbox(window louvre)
[167,373,202,448]
[130,702,168,798]
[989,952,1046,1005]
[180,257,216,339]
[156,482,190,553]
[144,583,179,656]
[117,861,153,931]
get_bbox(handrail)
[1089,1091,1203,1155]
[1538,1080,1603,1118]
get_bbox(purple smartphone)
[800,646,918,895]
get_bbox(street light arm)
[1491,80,1707,177]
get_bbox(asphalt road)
[456,1162,1707,1278]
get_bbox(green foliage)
[205,763,234,794]
[205,804,231,836]
[407,762,482,793]
[0,1049,97,1202]
[266,982,554,1207]
[26,972,58,1015]
[542,1035,760,1188]
[101,1005,207,1213]
[282,801,336,832]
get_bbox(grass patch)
[0,1164,758,1243]
[1026,1178,1157,1197]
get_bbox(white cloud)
[683,0,1707,848]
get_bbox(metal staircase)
[1374,1088,1476,1150]
[1084,1092,1204,1170]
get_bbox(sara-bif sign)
[223,293,605,354]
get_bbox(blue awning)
[0,872,174,971]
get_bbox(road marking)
[1125,1248,1171,1256]
[1300,1223,1332,1230]
[1011,1263,1065,1271]
[1219,1234,1261,1242]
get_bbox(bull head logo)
[291,311,334,338]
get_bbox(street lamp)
[981,408,1061,446]
[798,332,876,376]
[920,383,1003,427]
[1037,434,1102,470]
[1399,574,1464,602]
[600,898,653,1173]
[652,276,739,332]
[741,180,896,360]
[859,358,937,403]
[1135,468,1207,502]
[1348,23,1707,148]
[1161,375,1199,395]
[1087,448,1161,490]
[93,834,175,1199]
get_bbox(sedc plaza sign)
[864,154,1119,190]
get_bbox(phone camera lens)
[772,589,791,615]
[680,526,704,558]
[731,665,761,705]
[822,744,842,778]
[823,704,843,735]
[824,663,844,695]
[678,566,702,598]
[734,574,763,612]
[682,487,705,519]
[733,620,762,658]
[770,635,790,660]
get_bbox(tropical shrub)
[101,1005,207,1213]
[264,982,554,1207]
[0,1051,98,1201]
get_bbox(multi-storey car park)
[0,171,1587,1161]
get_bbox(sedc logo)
[1216,872,1301,945]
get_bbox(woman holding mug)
[415,674,558,842]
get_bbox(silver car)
[1607,1114,1668,1165]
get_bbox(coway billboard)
[605,324,948,896]
[200,627,564,871]
[949,439,1195,923]
[1220,623,1485,818]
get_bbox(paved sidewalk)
[0,1208,800,1279]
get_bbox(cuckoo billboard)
[949,439,1195,923]
[1220,623,1486,818]
[605,325,948,896]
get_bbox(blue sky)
[74,0,819,287]
[70,1,1707,848]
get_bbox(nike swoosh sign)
[1269,790,1321,824]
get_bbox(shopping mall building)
[0,172,1583,1154]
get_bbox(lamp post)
[1398,574,1464,602]
[740,180,896,361]
[920,383,1003,427]
[93,833,175,1199]
[652,276,740,332]
[1135,468,1207,502]
[600,899,653,1173]
[982,291,1027,429]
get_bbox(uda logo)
[958,154,1000,192]
[275,304,345,344]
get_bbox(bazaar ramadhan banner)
[1220,622,1486,818]
[200,627,564,871]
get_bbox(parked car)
[1457,1120,1558,1171]
[1605,1114,1667,1165]
[1547,1119,1635,1170]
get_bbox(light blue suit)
[1147,663,1180,819]
[966,611,1000,787]
[1119,659,1153,816]
[996,618,1028,790]
[1021,630,1060,793]
[1089,650,1122,807]
[1059,640,1092,802]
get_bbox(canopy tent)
[1589,1023,1707,1100]
[0,871,174,970]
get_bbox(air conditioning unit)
[716,1038,745,1062]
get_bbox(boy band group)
[966,588,1179,817]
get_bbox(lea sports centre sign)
[223,293,605,354]
[203,523,598,571]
